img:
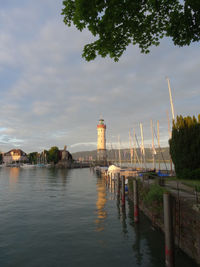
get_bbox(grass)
[143,184,168,213]
[181,180,200,192]
[164,176,200,192]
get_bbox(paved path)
[141,177,200,204]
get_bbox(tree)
[62,0,200,61]
[47,146,60,164]
[169,114,200,179]
[28,152,38,164]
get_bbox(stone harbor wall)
[128,181,200,265]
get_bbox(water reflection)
[95,178,107,232]
[116,197,128,236]
[47,168,69,187]
[9,167,20,190]
[127,200,143,265]
[127,198,162,266]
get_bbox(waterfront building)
[3,149,28,164]
[97,118,107,164]
[57,145,73,168]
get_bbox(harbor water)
[0,167,197,267]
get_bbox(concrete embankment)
[128,177,200,265]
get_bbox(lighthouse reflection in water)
[0,167,197,267]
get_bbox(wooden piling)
[121,175,125,206]
[117,173,120,197]
[133,179,139,223]
[113,173,116,194]
[163,192,174,267]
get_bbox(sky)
[0,0,199,153]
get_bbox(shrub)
[177,168,200,180]
[169,115,200,180]
[143,184,167,213]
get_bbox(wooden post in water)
[113,173,116,194]
[117,173,120,198]
[163,192,174,267]
[133,179,139,223]
[121,176,125,206]
[110,173,112,190]
[107,174,109,187]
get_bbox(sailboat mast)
[133,129,136,167]
[129,130,133,165]
[133,129,141,168]
[166,110,173,173]
[118,135,122,167]
[167,78,175,120]
[157,120,160,170]
[151,120,155,170]
[140,123,145,170]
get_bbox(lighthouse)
[97,118,107,164]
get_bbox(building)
[97,118,107,164]
[57,145,73,168]
[3,149,28,164]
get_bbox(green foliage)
[180,168,200,180]
[47,146,59,164]
[143,184,167,213]
[138,180,149,201]
[144,172,158,179]
[0,153,2,164]
[28,152,38,164]
[62,0,200,61]
[169,114,200,180]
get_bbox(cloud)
[0,1,199,153]
[70,142,97,148]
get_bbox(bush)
[143,184,167,213]
[169,115,200,180]
[177,168,200,180]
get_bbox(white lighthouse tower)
[97,118,107,164]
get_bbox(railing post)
[133,179,139,223]
[163,192,174,267]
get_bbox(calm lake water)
[0,167,197,267]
